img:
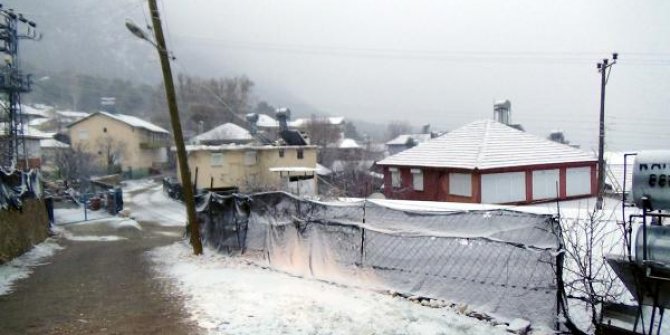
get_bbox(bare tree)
[52,144,97,183]
[304,115,343,165]
[385,120,413,141]
[556,205,625,334]
[95,136,128,174]
[305,115,342,147]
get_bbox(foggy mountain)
[8,0,366,129]
[5,0,670,150]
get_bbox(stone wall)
[0,199,50,264]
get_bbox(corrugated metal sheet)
[378,119,596,170]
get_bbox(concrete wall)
[69,113,168,172]
[0,199,50,264]
[186,146,318,192]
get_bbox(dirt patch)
[0,222,199,334]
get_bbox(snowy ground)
[149,242,517,335]
[3,179,621,334]
[125,183,186,226]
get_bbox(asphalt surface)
[0,188,199,334]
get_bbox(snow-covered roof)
[57,110,90,119]
[257,114,279,128]
[338,138,360,149]
[100,112,169,133]
[21,104,50,118]
[289,116,345,128]
[386,134,433,146]
[191,123,253,144]
[378,119,597,170]
[41,138,70,149]
[0,122,53,139]
[316,163,332,176]
[28,118,51,127]
[68,111,169,134]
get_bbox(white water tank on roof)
[632,150,670,210]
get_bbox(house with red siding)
[377,119,598,204]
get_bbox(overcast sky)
[10,0,670,151]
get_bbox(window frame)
[210,152,224,167]
[390,167,401,188]
[411,168,424,191]
[449,172,472,197]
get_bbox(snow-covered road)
[126,183,186,226]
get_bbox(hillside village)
[13,98,626,203]
[0,2,667,335]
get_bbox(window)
[449,173,472,197]
[244,151,257,166]
[532,169,560,200]
[481,172,526,204]
[566,167,591,196]
[279,149,285,158]
[297,148,304,160]
[411,168,424,191]
[79,129,89,140]
[390,167,401,188]
[211,153,223,166]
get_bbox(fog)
[7,0,670,150]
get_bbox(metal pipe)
[643,202,649,261]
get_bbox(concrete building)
[183,144,318,195]
[377,119,597,204]
[67,112,170,175]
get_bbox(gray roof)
[378,119,596,170]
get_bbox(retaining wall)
[0,199,50,264]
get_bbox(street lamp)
[126,5,203,255]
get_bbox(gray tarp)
[197,191,563,327]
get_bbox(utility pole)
[596,52,618,210]
[146,0,203,254]
[0,5,39,170]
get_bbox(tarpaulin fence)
[197,191,563,327]
[0,169,43,210]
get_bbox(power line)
[168,34,670,66]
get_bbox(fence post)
[83,193,88,221]
[360,199,367,266]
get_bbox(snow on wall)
[197,192,563,328]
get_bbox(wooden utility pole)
[148,0,203,254]
[596,53,617,210]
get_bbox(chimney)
[493,99,512,125]
[275,107,291,131]
[421,124,430,134]
[246,113,259,135]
